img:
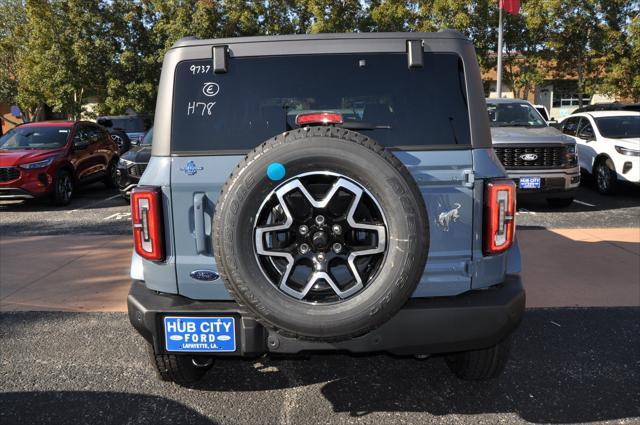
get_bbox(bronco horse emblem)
[438,203,462,232]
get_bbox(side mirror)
[73,136,89,150]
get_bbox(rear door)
[69,125,92,180]
[169,50,475,299]
[397,150,475,296]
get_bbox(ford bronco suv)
[487,98,580,208]
[127,32,525,384]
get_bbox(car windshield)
[141,128,153,145]
[0,126,70,150]
[594,116,640,139]
[110,117,146,133]
[487,102,546,128]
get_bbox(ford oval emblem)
[190,270,220,281]
[520,153,538,161]
[180,160,204,176]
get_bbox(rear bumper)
[128,275,525,356]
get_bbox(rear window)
[171,53,471,153]
[106,117,150,133]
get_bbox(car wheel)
[147,345,213,385]
[213,127,429,342]
[104,160,118,188]
[51,169,74,206]
[445,337,511,381]
[595,159,618,195]
[110,130,131,155]
[546,197,574,208]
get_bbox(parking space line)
[66,194,123,214]
[104,212,131,220]
[574,199,596,207]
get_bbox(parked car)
[486,98,580,207]
[0,121,119,205]
[559,111,640,194]
[533,104,556,124]
[97,114,153,154]
[116,127,152,200]
[127,32,525,384]
[573,102,640,114]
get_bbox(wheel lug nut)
[299,243,310,254]
[298,225,309,235]
[315,215,325,226]
[317,253,325,261]
[332,224,342,235]
[332,242,342,254]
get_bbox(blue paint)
[267,162,286,181]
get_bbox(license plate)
[164,316,236,353]
[519,177,541,189]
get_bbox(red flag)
[500,0,520,15]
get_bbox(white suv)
[559,111,640,194]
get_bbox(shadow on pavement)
[185,308,640,423]
[0,183,125,213]
[0,219,132,236]
[0,391,217,425]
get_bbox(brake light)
[484,180,516,255]
[295,112,343,126]
[131,186,164,261]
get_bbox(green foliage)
[2,0,638,117]
[600,9,640,101]
[0,0,27,105]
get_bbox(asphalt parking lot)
[0,180,639,424]
[1,180,639,236]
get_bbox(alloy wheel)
[254,172,387,303]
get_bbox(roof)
[19,120,75,128]
[170,31,468,49]
[560,110,640,121]
[584,111,640,118]
[485,98,530,105]
[97,115,150,119]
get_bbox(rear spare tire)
[213,127,429,341]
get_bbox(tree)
[0,0,27,109]
[302,0,364,33]
[500,0,551,99]
[546,0,610,107]
[599,7,640,101]
[16,0,115,119]
[366,0,416,32]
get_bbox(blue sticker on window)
[267,162,286,181]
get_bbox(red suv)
[0,121,119,205]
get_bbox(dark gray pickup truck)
[487,98,580,208]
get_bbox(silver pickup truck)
[487,98,580,208]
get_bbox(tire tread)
[213,127,428,342]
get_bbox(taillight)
[484,180,516,255]
[295,112,343,126]
[131,186,165,261]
